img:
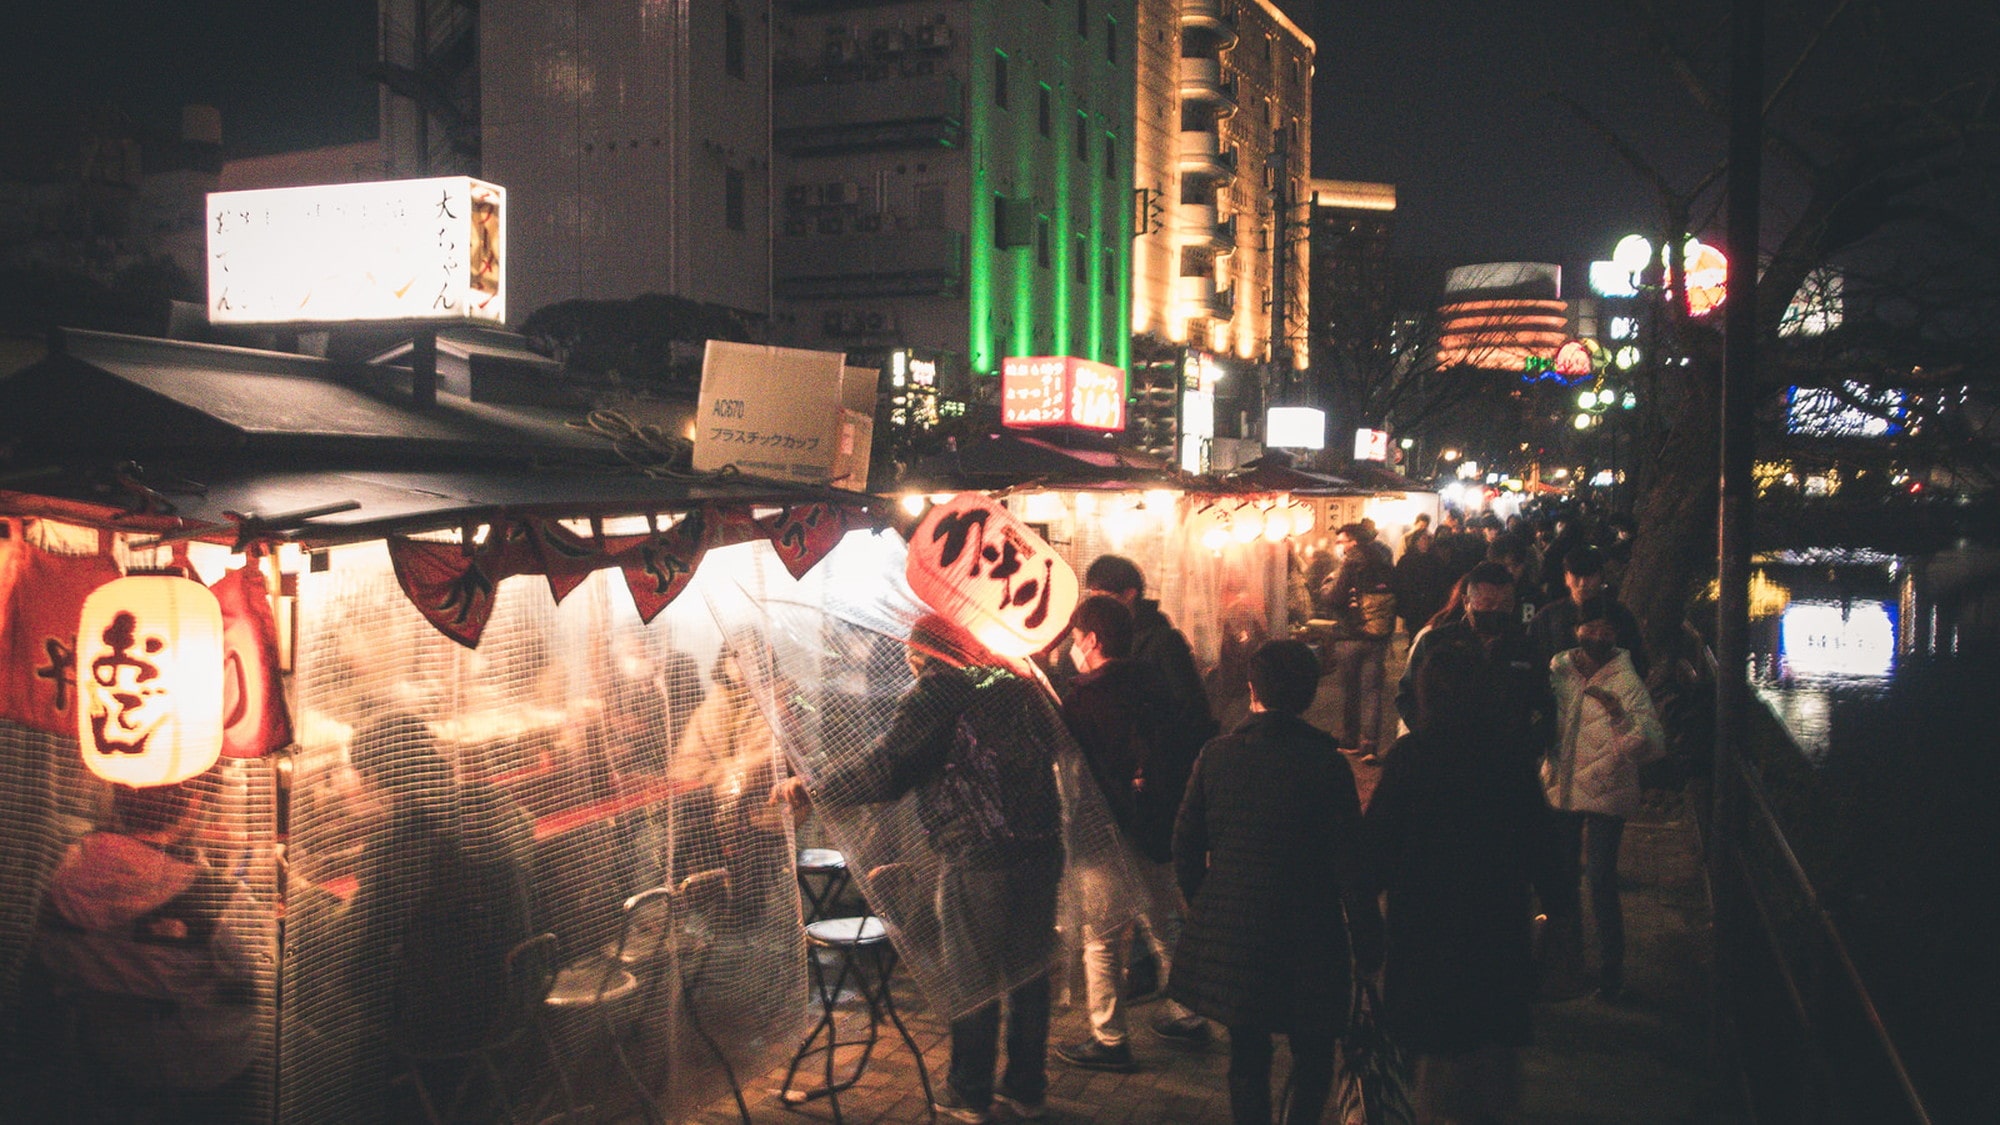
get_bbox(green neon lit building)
[772,0,1135,425]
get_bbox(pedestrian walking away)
[1169,639,1381,1125]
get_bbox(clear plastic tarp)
[705,527,1145,1022]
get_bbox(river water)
[1745,548,1999,1121]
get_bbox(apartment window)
[1037,216,1051,269]
[1103,133,1116,177]
[995,52,1009,108]
[724,8,746,78]
[1038,85,1052,137]
[1106,18,1117,63]
[1075,112,1090,161]
[1077,0,1089,38]
[1075,234,1089,284]
[724,168,745,231]
[1102,248,1117,296]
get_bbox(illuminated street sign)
[1001,355,1128,432]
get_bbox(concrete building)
[1130,0,1313,370]
[770,0,1136,411]
[474,1,776,327]
[1307,178,1395,382]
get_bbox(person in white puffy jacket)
[1545,594,1665,1001]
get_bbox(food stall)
[0,329,882,1123]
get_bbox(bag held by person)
[1334,977,1414,1125]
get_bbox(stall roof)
[1208,461,1359,495]
[0,329,612,463]
[0,330,876,545]
[1327,461,1433,493]
[903,431,1185,491]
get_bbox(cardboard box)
[693,342,876,489]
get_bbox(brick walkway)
[681,813,1742,1123]
[677,640,1746,1123]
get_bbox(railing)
[1709,668,1935,1125]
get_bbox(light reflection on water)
[1750,569,1901,764]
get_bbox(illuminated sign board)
[1352,428,1389,462]
[1001,355,1128,431]
[1266,407,1325,450]
[207,177,505,325]
[1780,601,1895,678]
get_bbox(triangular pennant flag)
[526,516,607,603]
[759,502,850,581]
[617,512,708,624]
[387,532,522,648]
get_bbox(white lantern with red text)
[906,494,1079,659]
[75,576,226,787]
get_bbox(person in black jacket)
[1081,555,1220,752]
[1367,641,1573,1124]
[774,614,1065,1123]
[1528,544,1649,680]
[1396,563,1555,768]
[1054,596,1205,1073]
[1169,640,1380,1125]
[1320,523,1398,758]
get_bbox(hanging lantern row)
[1193,499,1316,552]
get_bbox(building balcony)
[1178,57,1238,114]
[1180,0,1240,50]
[1175,274,1234,320]
[774,73,963,155]
[1177,131,1237,181]
[774,228,965,299]
[1176,203,1236,252]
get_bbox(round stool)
[780,915,935,1124]
[796,847,851,924]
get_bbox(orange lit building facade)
[1132,0,1313,369]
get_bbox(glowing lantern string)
[75,576,226,788]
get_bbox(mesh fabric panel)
[706,529,1145,1023]
[2,727,280,1124]
[282,540,806,1122]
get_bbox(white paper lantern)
[76,576,226,787]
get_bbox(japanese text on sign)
[1000,356,1129,432]
[207,177,506,325]
[905,494,1080,659]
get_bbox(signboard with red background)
[1001,356,1127,432]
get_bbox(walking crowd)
[791,500,1674,1125]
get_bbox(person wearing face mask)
[1544,595,1665,1001]
[1395,562,1554,769]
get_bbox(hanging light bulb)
[1290,503,1316,537]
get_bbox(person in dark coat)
[1170,640,1380,1125]
[1396,562,1554,768]
[1319,523,1398,757]
[1366,641,1572,1124]
[1054,595,1204,1072]
[774,614,1065,1123]
[1393,528,1454,642]
[1082,555,1220,752]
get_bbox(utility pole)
[1266,129,1311,412]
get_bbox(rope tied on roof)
[568,410,739,482]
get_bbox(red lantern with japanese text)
[75,576,226,787]
[906,494,1079,660]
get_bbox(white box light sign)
[207,177,505,325]
[1266,407,1325,449]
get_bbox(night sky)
[4,1,1902,278]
